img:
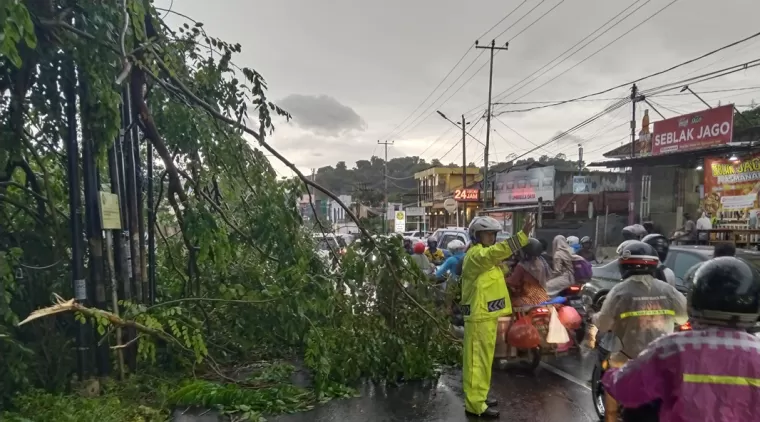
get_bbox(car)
[403,230,427,243]
[580,245,760,313]
[312,233,347,265]
[428,227,469,251]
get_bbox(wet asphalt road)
[269,349,599,422]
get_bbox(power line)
[503,0,681,105]
[391,0,566,142]
[464,0,648,117]
[494,0,653,108]
[381,1,530,142]
[487,36,760,117]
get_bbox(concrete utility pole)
[378,140,393,233]
[630,83,638,159]
[476,39,508,208]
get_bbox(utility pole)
[378,140,393,233]
[461,115,467,190]
[630,83,638,159]
[578,144,583,175]
[476,39,508,208]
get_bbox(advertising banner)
[652,104,734,155]
[702,154,760,223]
[405,206,424,217]
[494,166,555,204]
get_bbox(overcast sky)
[158,0,760,177]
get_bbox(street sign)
[405,206,425,216]
[443,198,457,213]
[394,211,406,233]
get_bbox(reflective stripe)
[619,309,675,319]
[683,373,760,387]
[487,298,506,313]
[461,299,505,316]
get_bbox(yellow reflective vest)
[460,232,528,322]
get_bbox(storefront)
[590,104,760,244]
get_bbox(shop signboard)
[652,104,734,155]
[702,154,760,226]
[572,176,594,194]
[405,206,424,217]
[453,188,480,202]
[494,166,555,204]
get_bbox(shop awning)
[588,143,756,168]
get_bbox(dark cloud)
[278,94,367,137]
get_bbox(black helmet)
[427,238,437,248]
[523,238,543,258]
[642,233,669,263]
[617,241,659,279]
[689,257,760,328]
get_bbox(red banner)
[652,104,734,155]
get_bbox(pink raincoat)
[602,327,760,422]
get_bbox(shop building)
[414,166,482,229]
[590,104,760,248]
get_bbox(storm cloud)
[278,94,367,137]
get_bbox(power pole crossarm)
[475,39,508,208]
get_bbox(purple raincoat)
[602,327,760,422]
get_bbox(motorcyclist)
[507,238,551,307]
[435,239,466,281]
[461,215,533,418]
[410,242,432,275]
[577,236,597,262]
[567,235,581,253]
[591,241,688,422]
[424,238,445,265]
[403,238,413,255]
[621,224,647,241]
[642,233,676,286]
[602,257,760,422]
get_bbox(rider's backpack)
[571,256,593,281]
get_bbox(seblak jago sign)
[652,104,734,155]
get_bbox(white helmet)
[468,216,502,242]
[567,236,580,246]
[447,239,466,253]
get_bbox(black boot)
[486,396,498,407]
[466,406,500,418]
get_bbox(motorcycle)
[591,324,691,421]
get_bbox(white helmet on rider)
[567,236,580,246]
[468,216,502,243]
[447,239,466,253]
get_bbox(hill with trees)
[311,153,583,207]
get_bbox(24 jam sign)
[454,189,480,202]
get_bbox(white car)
[312,233,347,264]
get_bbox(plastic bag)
[558,305,582,329]
[547,307,570,344]
[507,317,541,350]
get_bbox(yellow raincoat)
[460,232,528,415]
